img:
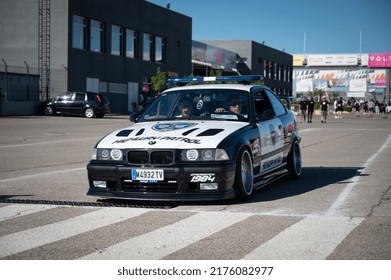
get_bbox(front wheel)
[233,148,254,200]
[44,106,53,116]
[84,108,94,118]
[287,139,302,179]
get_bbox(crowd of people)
[298,96,389,123]
[352,99,388,119]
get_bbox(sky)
[147,0,391,55]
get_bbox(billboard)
[368,53,391,68]
[293,54,368,66]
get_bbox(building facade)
[0,0,192,114]
[201,40,293,97]
[1,0,295,116]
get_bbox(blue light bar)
[166,75,263,84]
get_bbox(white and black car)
[87,76,302,201]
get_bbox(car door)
[252,89,284,174]
[55,93,73,114]
[70,92,86,115]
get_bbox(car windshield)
[138,89,250,122]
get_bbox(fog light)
[93,180,107,188]
[200,183,218,191]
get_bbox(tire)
[233,148,254,200]
[44,106,53,116]
[84,108,94,118]
[287,139,302,179]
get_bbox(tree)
[309,89,324,101]
[151,67,166,93]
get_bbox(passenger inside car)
[175,98,192,117]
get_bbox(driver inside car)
[215,96,242,114]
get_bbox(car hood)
[97,120,248,149]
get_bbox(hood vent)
[196,129,224,137]
[136,128,145,136]
[116,130,133,137]
[182,128,198,136]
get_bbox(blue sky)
[147,0,391,54]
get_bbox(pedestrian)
[333,99,338,118]
[336,97,344,118]
[320,96,329,123]
[307,96,315,123]
[299,96,308,123]
[375,100,380,115]
[353,99,361,117]
[363,101,368,114]
[380,100,387,119]
[367,99,375,118]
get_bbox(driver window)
[74,93,85,101]
[253,90,273,121]
[265,90,287,117]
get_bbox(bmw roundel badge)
[152,122,197,132]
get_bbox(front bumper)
[86,161,237,201]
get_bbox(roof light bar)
[166,75,263,84]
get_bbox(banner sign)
[368,53,391,68]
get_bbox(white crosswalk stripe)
[0,206,149,258]
[80,211,249,260]
[242,216,364,259]
[0,204,366,260]
[0,204,58,222]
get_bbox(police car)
[87,75,301,201]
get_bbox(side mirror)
[129,112,139,122]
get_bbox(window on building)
[90,19,104,53]
[143,33,153,61]
[126,29,138,58]
[155,36,166,63]
[111,25,124,56]
[72,15,87,50]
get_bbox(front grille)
[151,151,173,164]
[128,151,149,164]
[128,150,174,165]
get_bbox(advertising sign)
[306,54,361,66]
[368,53,391,68]
[294,54,369,66]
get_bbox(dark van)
[44,92,110,118]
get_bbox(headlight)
[181,149,229,161]
[110,149,123,160]
[94,148,124,161]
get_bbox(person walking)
[336,97,344,118]
[375,100,380,115]
[353,99,361,117]
[320,96,329,123]
[368,99,375,118]
[380,100,387,119]
[307,96,315,123]
[299,97,308,123]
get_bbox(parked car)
[44,92,110,118]
[87,75,302,201]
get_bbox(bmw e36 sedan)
[86,75,301,201]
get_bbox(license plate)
[131,169,164,182]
